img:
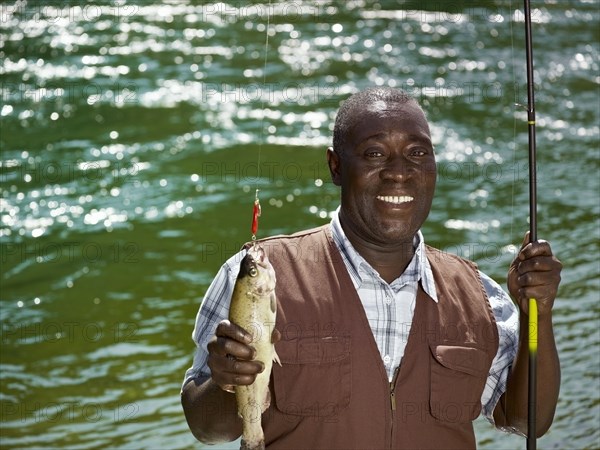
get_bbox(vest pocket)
[429,344,490,423]
[272,336,351,418]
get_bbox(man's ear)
[326,146,342,186]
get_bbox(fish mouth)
[376,195,414,205]
[249,244,270,269]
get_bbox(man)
[181,87,562,449]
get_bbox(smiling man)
[181,87,562,449]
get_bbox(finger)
[518,239,555,261]
[207,336,256,360]
[520,231,530,249]
[208,354,264,386]
[210,353,264,374]
[508,232,530,274]
[517,274,559,292]
[516,256,560,276]
[215,319,253,344]
[212,370,258,388]
[226,355,265,375]
[517,264,561,291]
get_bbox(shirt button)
[385,294,392,305]
[383,355,391,365]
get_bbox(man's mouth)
[376,195,414,204]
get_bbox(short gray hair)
[332,87,421,154]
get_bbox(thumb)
[521,231,531,248]
[515,231,532,261]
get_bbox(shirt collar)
[330,207,438,302]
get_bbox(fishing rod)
[523,1,538,449]
[250,0,271,242]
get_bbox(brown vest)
[254,225,499,449]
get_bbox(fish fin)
[272,346,281,366]
[270,292,277,314]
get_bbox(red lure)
[251,196,261,238]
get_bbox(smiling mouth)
[376,195,414,204]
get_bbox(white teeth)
[377,195,414,204]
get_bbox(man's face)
[328,100,437,247]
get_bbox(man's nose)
[380,155,415,181]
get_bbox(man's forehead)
[352,99,426,124]
[358,99,422,116]
[344,99,430,142]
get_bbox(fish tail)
[240,404,265,450]
[240,438,265,450]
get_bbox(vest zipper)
[389,366,401,446]
[390,366,400,411]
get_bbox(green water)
[1,1,598,449]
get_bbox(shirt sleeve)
[181,250,245,389]
[478,270,520,424]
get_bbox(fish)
[229,244,280,450]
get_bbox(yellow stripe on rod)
[529,298,538,353]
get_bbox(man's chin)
[369,224,418,246]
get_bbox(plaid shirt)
[184,210,519,423]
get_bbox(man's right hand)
[207,320,265,393]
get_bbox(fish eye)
[249,266,258,277]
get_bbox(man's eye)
[365,149,384,157]
[410,147,430,156]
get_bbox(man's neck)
[339,220,416,284]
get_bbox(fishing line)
[257,0,272,181]
[250,0,272,241]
